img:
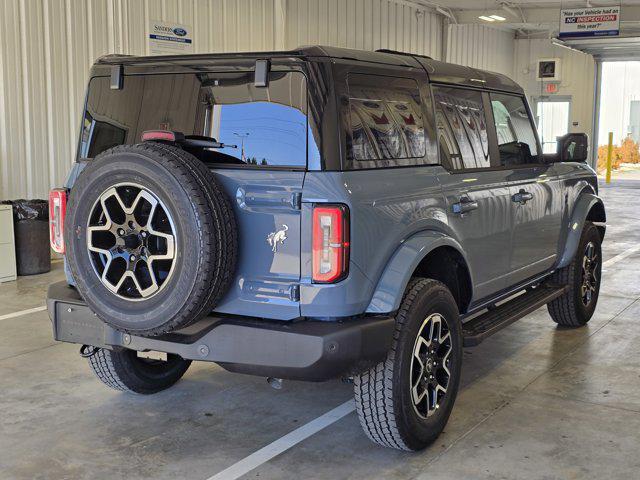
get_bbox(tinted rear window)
[80,71,311,168]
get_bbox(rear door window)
[432,86,490,171]
[489,93,540,166]
[344,74,433,169]
[80,71,310,168]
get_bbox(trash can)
[0,199,51,275]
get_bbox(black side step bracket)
[462,285,569,347]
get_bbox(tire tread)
[547,222,600,327]
[86,348,190,394]
[87,349,132,392]
[67,142,237,336]
[353,278,449,451]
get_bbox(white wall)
[285,0,442,58]
[0,0,446,199]
[446,24,515,77]
[514,38,596,143]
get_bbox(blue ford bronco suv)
[47,46,605,451]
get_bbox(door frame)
[532,95,573,154]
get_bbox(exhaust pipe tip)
[267,377,283,390]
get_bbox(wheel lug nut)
[117,228,124,236]
[130,255,136,261]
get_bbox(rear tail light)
[49,188,68,254]
[312,204,350,283]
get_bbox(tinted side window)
[344,74,434,169]
[490,93,539,166]
[432,86,490,170]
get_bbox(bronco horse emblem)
[267,225,289,252]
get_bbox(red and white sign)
[559,6,620,38]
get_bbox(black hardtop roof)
[95,45,522,94]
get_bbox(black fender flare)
[366,231,472,314]
[557,193,606,269]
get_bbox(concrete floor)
[1,178,640,480]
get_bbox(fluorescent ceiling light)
[479,15,496,21]
[489,14,506,21]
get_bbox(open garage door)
[559,37,640,61]
[554,36,640,170]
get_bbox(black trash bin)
[1,199,51,276]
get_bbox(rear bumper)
[46,281,394,381]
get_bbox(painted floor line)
[203,243,640,479]
[603,244,640,268]
[0,306,46,321]
[206,400,355,480]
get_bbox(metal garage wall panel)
[0,0,27,199]
[285,0,442,59]
[0,0,280,200]
[110,0,277,55]
[0,0,443,199]
[446,24,515,78]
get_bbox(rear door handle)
[512,189,533,205]
[452,196,478,215]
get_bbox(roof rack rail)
[375,49,432,60]
[95,53,135,63]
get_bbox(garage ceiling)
[440,0,640,35]
[441,0,640,10]
[560,36,640,60]
[433,0,640,59]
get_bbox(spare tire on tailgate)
[65,142,237,336]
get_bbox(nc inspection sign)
[149,20,193,55]
[559,6,621,38]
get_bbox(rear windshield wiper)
[182,135,237,149]
[141,131,237,149]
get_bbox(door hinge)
[290,192,302,210]
[289,284,300,302]
[110,65,123,90]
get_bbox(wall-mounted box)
[537,58,562,82]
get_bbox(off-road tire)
[87,348,191,394]
[353,278,462,451]
[65,142,237,336]
[548,221,602,327]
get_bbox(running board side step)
[462,285,569,347]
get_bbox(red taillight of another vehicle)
[312,204,350,283]
[49,188,67,254]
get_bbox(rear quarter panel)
[300,166,451,317]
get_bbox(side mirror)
[557,133,589,163]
